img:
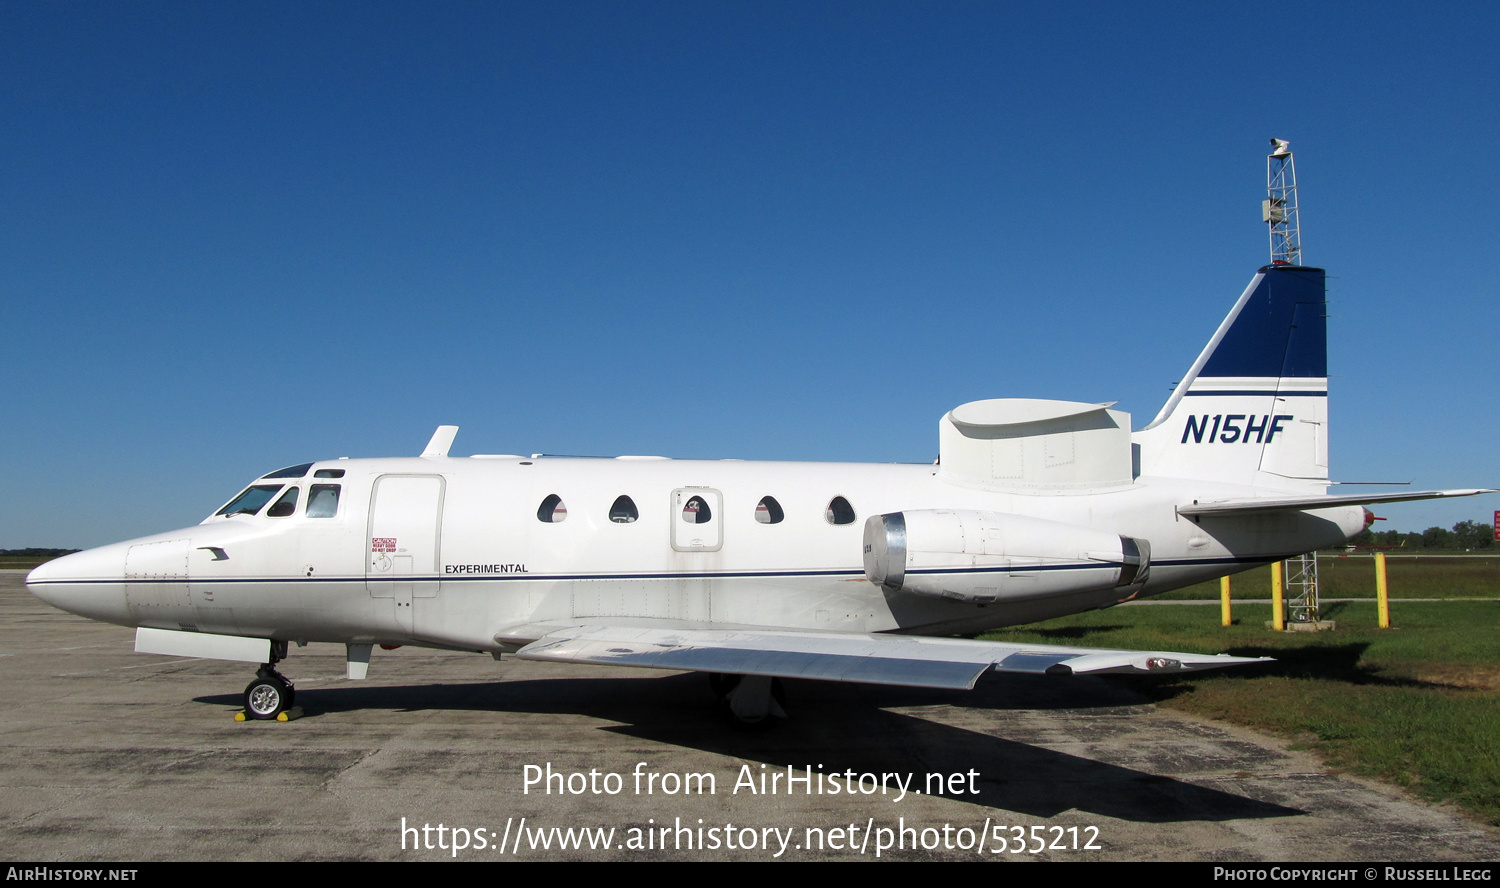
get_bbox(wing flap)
[512,625,1269,690]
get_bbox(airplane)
[26,262,1493,724]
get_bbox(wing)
[1177,488,1494,517]
[511,624,1269,691]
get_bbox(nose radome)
[25,558,55,584]
[26,545,135,626]
[28,545,123,584]
[26,548,84,595]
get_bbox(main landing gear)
[709,673,788,729]
[243,641,296,720]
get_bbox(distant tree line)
[1348,520,1495,551]
[0,548,81,557]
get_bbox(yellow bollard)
[1376,552,1390,628]
[1220,576,1232,627]
[1271,561,1284,631]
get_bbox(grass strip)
[1156,556,1500,600]
[981,599,1500,825]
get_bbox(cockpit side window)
[262,463,313,479]
[307,484,340,518]
[267,487,299,518]
[216,485,283,517]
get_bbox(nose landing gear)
[242,642,296,720]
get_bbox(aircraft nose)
[26,546,135,626]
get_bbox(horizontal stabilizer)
[1178,488,1496,517]
[513,625,1269,690]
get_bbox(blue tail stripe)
[1282,300,1328,379]
[1200,266,1326,379]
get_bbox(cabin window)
[825,496,856,526]
[681,495,712,525]
[313,468,345,479]
[537,494,568,523]
[307,484,341,518]
[754,496,785,525]
[266,487,299,518]
[609,495,639,524]
[217,484,283,517]
[262,463,313,479]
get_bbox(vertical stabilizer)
[1134,266,1328,491]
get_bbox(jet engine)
[863,510,1149,603]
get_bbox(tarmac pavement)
[3,570,1496,862]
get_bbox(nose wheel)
[243,658,296,720]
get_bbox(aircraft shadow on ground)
[1134,641,1470,695]
[998,624,1132,642]
[196,671,1301,824]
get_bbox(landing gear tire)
[244,673,291,720]
[708,672,736,702]
[712,674,788,730]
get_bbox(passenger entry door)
[366,474,445,635]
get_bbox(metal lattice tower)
[1264,139,1302,265]
[1264,138,1324,626]
[1286,551,1321,624]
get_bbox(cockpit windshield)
[216,484,284,517]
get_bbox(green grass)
[981,599,1500,826]
[1155,555,1500,600]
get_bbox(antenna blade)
[421,425,459,458]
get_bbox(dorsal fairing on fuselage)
[936,399,1135,492]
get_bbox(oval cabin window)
[537,494,568,523]
[681,495,712,524]
[609,495,639,524]
[755,496,785,525]
[825,496,856,526]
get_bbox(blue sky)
[3,1,1496,547]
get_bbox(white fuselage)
[27,453,1366,654]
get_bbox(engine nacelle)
[862,510,1150,603]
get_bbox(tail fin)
[1134,265,1328,492]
